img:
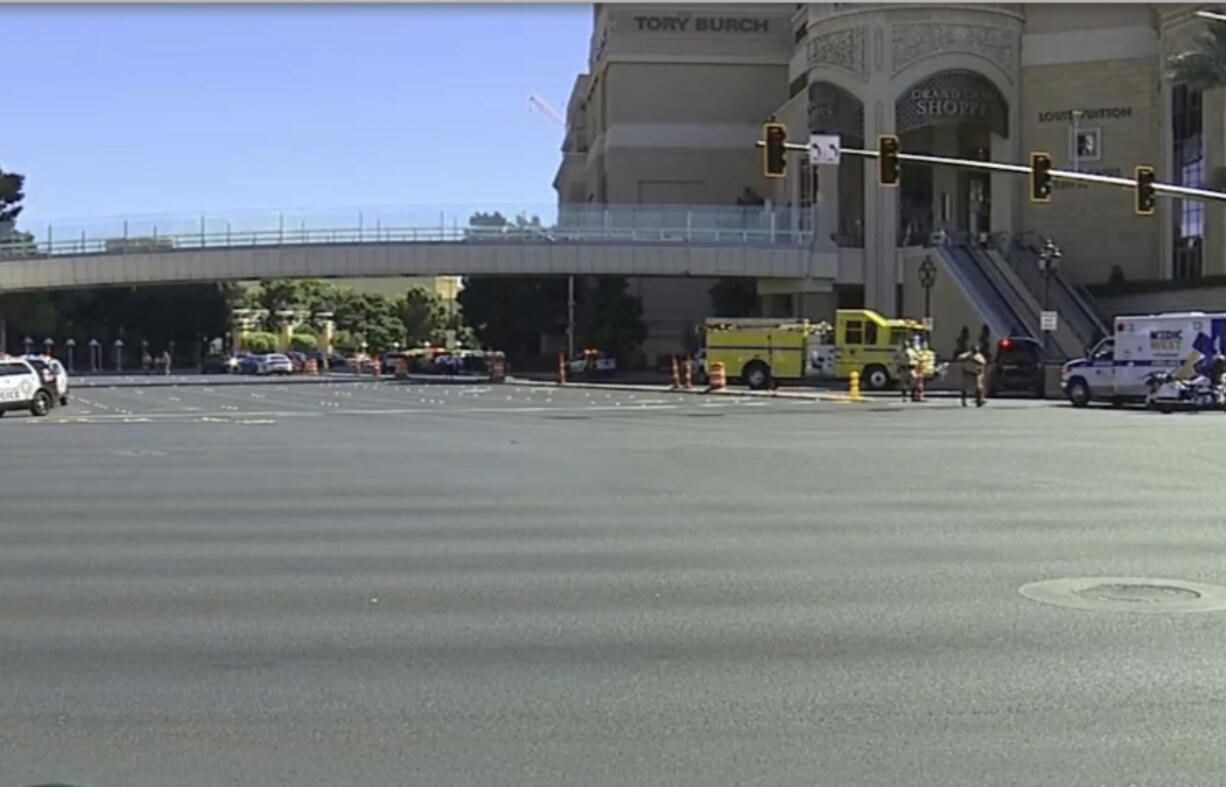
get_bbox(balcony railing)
[0,203,814,259]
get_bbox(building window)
[798,160,818,232]
[1172,83,1204,281]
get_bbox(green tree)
[244,332,278,353]
[1168,21,1226,89]
[332,290,404,353]
[0,167,25,225]
[577,276,647,363]
[290,333,318,352]
[458,276,567,360]
[0,230,36,259]
[250,279,336,329]
[401,286,448,346]
[469,211,509,227]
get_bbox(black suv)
[988,336,1044,397]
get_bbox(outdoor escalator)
[936,244,1038,343]
[993,233,1109,354]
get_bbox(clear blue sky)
[4,3,592,231]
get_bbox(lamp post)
[918,256,937,333]
[1038,239,1063,398]
[43,337,54,357]
[113,338,125,372]
[89,338,100,372]
[65,338,76,371]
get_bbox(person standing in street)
[1209,352,1226,409]
[957,344,987,407]
[894,342,914,401]
[910,335,927,403]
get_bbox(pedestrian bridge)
[0,204,823,293]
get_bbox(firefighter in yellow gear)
[893,343,914,401]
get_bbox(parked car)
[988,336,1045,397]
[258,354,294,375]
[236,354,263,375]
[0,356,57,417]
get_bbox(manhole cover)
[1020,577,1226,614]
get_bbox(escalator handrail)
[969,244,1041,327]
[950,240,1037,340]
[1000,232,1107,345]
[936,244,1024,339]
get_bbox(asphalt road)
[3,380,1226,786]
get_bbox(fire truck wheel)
[862,364,890,391]
[742,361,771,390]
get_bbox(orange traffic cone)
[681,358,692,389]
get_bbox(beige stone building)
[555,3,1225,360]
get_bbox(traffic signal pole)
[756,139,1226,205]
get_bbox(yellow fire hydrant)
[848,370,863,401]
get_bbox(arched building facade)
[556,4,1215,358]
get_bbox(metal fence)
[0,203,814,259]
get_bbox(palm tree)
[1167,19,1226,89]
[1168,19,1226,189]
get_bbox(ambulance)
[704,309,938,390]
[1060,311,1226,407]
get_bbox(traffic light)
[1030,152,1052,204]
[763,122,787,179]
[878,135,900,187]
[1135,165,1156,216]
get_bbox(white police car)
[23,354,70,405]
[0,356,57,417]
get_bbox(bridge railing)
[0,203,813,259]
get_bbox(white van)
[0,357,57,417]
[1061,311,1226,407]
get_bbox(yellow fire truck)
[704,309,937,390]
